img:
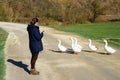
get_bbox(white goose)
[104,39,116,54]
[88,39,98,51]
[74,38,83,49]
[70,37,82,53]
[58,39,67,52]
[70,37,75,49]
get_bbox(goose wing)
[105,46,116,53]
[58,44,67,52]
[89,44,98,51]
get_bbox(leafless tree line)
[0,0,120,24]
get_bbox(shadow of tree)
[7,59,30,74]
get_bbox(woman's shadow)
[7,59,30,74]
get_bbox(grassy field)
[0,28,8,80]
[54,22,120,47]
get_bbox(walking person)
[27,17,44,75]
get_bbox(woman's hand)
[41,31,45,33]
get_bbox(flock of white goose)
[58,37,116,55]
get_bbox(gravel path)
[0,22,120,80]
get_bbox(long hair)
[30,17,39,25]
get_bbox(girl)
[27,17,44,75]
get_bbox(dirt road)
[0,22,120,80]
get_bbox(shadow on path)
[50,49,109,55]
[7,59,30,74]
[82,50,107,55]
[49,49,74,54]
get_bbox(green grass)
[0,28,8,80]
[54,22,120,47]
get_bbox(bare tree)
[86,0,106,23]
[0,0,120,24]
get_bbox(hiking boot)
[30,69,39,75]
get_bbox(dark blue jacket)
[27,24,44,54]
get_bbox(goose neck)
[105,41,108,47]
[58,40,61,45]
[75,39,77,45]
[89,40,92,45]
[71,38,74,44]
